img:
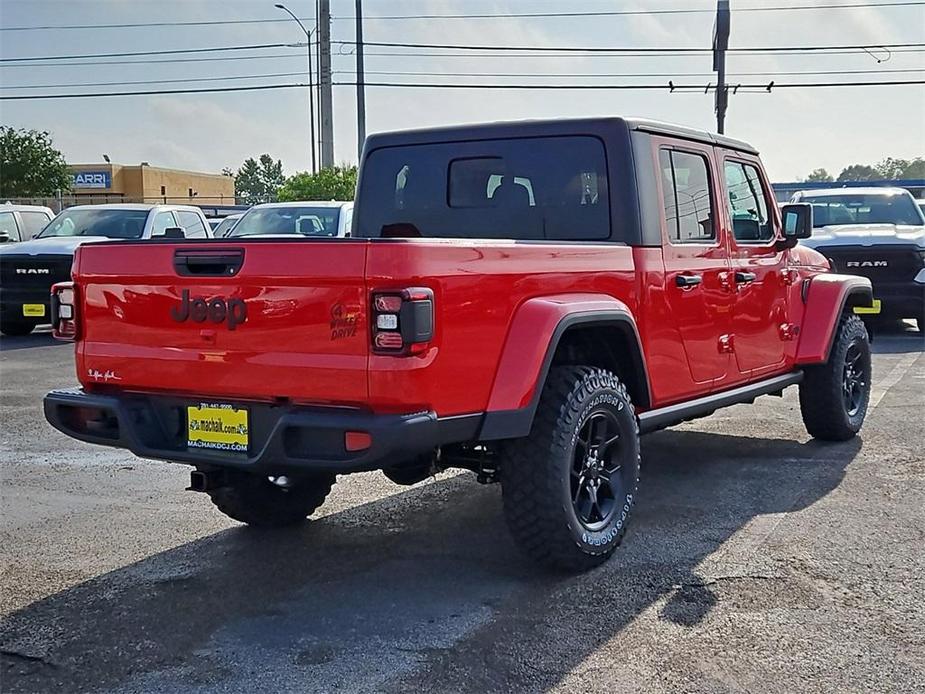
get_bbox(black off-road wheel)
[799,313,871,441]
[500,366,641,572]
[0,321,37,337]
[207,470,335,527]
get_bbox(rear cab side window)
[657,149,717,244]
[176,210,208,238]
[358,135,610,241]
[18,211,51,239]
[0,211,21,241]
[151,211,176,236]
[723,160,774,244]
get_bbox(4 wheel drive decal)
[330,303,359,340]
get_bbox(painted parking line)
[869,352,920,411]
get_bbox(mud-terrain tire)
[0,321,36,337]
[208,470,335,527]
[799,313,871,441]
[500,366,640,572]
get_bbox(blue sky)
[1,0,923,181]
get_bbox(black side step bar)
[638,371,803,434]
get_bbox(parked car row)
[0,200,353,335]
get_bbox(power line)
[0,53,306,69]
[4,45,923,69]
[0,42,307,63]
[0,72,306,90]
[1,79,922,101]
[346,40,925,54]
[1,1,922,30]
[333,67,924,79]
[339,46,925,57]
[334,1,925,19]
[0,83,308,100]
[0,17,315,32]
[4,67,921,92]
[4,39,921,65]
[345,79,925,89]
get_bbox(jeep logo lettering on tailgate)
[170,289,247,330]
[846,260,888,267]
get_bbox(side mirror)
[781,203,813,240]
[0,231,11,243]
[156,226,186,239]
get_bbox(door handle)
[735,271,757,284]
[676,274,703,288]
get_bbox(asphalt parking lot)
[1,324,923,694]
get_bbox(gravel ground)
[1,324,923,694]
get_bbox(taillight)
[51,281,78,341]
[371,287,434,355]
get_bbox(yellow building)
[68,163,235,205]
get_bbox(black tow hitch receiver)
[188,469,229,493]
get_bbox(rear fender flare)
[479,293,649,440]
[796,273,873,364]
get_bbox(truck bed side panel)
[364,239,638,416]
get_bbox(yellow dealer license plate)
[22,304,45,317]
[187,403,249,453]
[854,299,881,315]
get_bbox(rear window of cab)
[356,135,611,241]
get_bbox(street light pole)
[275,3,316,174]
[355,0,366,160]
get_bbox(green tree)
[804,168,833,183]
[0,126,71,197]
[278,165,358,202]
[900,157,925,178]
[874,157,910,180]
[234,154,284,204]
[837,164,877,182]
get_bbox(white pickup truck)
[794,187,925,331]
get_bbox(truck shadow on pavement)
[0,330,58,352]
[867,320,924,354]
[1,430,860,693]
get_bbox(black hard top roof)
[364,116,758,155]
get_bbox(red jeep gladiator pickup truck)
[44,118,873,571]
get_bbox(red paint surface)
[69,220,865,419]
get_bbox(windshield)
[38,208,148,239]
[228,206,340,237]
[213,216,240,237]
[804,193,924,228]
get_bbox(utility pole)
[355,0,366,160]
[318,0,335,168]
[712,0,731,134]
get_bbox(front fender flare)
[479,293,648,440]
[796,273,873,364]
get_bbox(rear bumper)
[44,388,481,474]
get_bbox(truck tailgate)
[74,241,369,404]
